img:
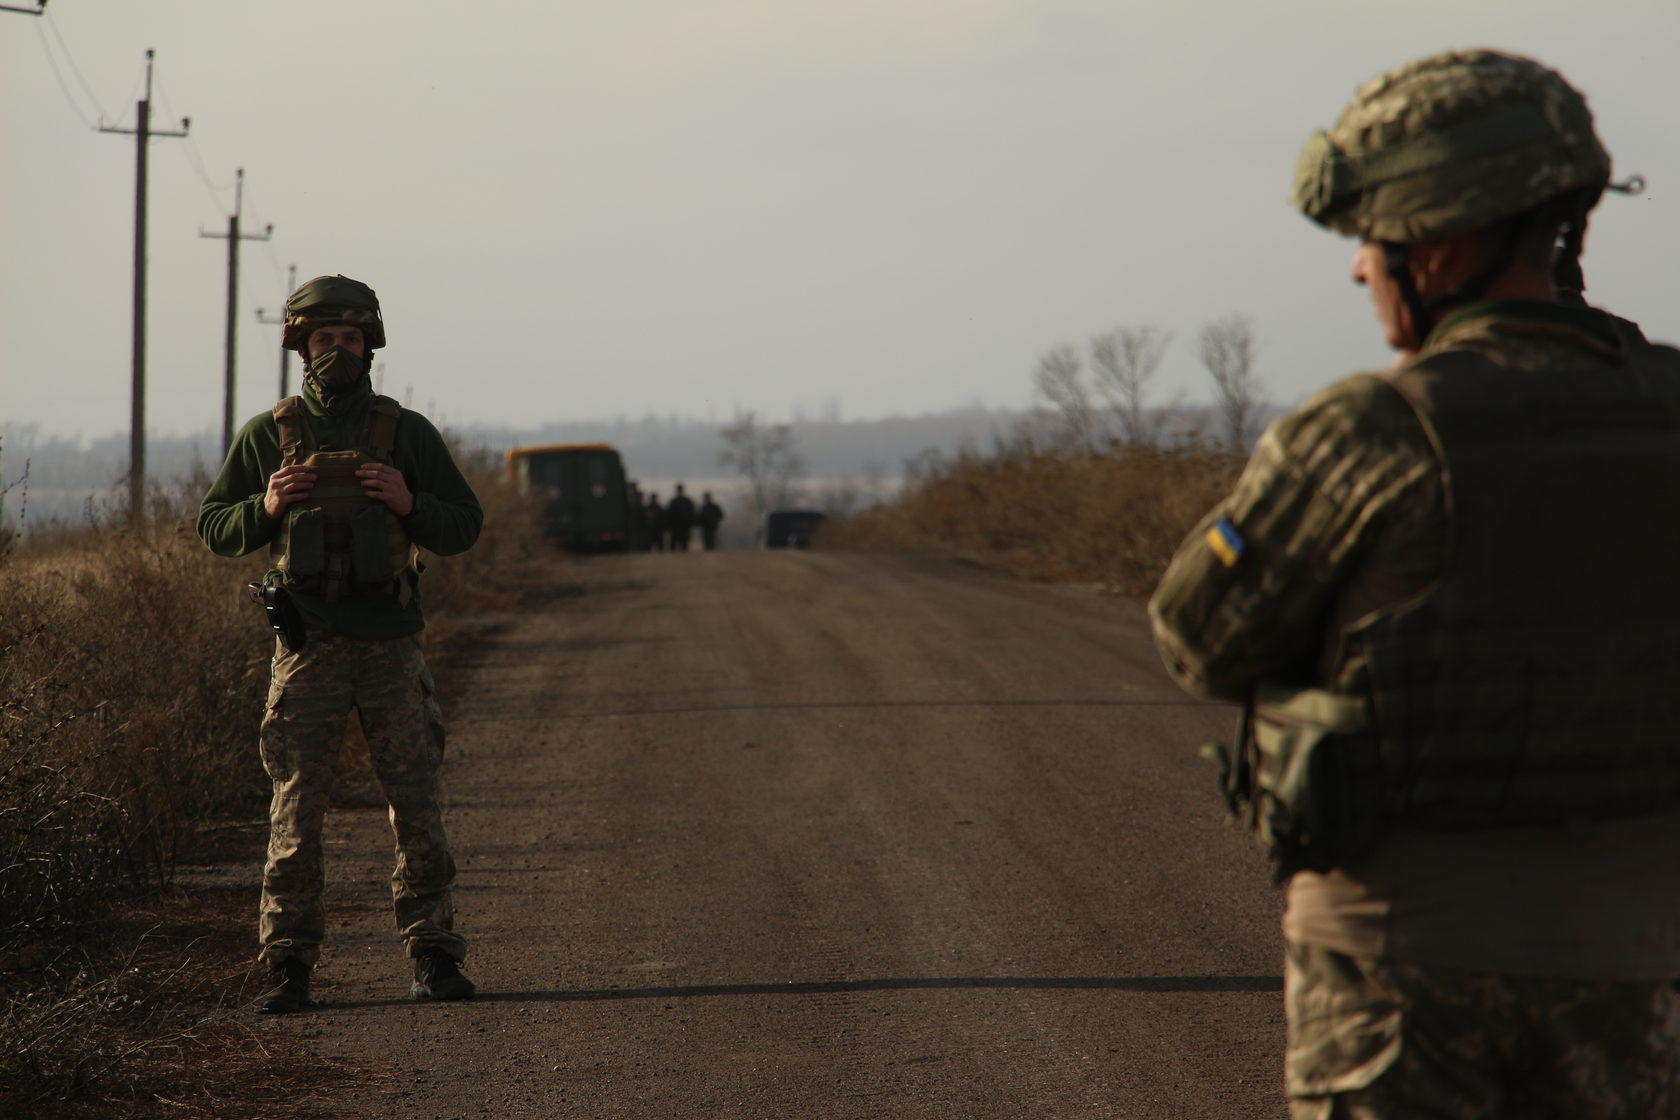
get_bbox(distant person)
[1150,52,1680,1116]
[627,483,649,551]
[665,483,696,551]
[196,275,480,1013]
[698,492,724,550]
[644,492,666,552]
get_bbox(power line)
[153,71,230,212]
[32,19,98,128]
[261,239,287,289]
[43,7,109,119]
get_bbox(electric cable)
[32,18,98,128]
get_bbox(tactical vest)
[1235,327,1680,875]
[269,395,415,601]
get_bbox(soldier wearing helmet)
[197,275,484,1013]
[1150,51,1680,1116]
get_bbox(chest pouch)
[278,449,409,599]
[282,507,328,580]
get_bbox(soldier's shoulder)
[234,408,282,442]
[1269,372,1430,458]
[389,402,447,442]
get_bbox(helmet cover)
[281,274,386,352]
[1290,49,1610,243]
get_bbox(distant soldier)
[626,482,648,551]
[697,492,725,551]
[665,483,696,551]
[644,492,666,552]
[197,275,481,1012]
[1150,52,1680,1116]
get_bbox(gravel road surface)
[265,551,1284,1119]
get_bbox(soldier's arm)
[196,414,284,558]
[1148,374,1441,703]
[398,412,484,556]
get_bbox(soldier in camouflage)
[198,275,484,1013]
[1149,51,1680,1117]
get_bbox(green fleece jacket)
[196,378,483,639]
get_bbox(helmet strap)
[1438,218,1528,310]
[1383,217,1531,349]
[1552,204,1591,307]
[1382,242,1435,347]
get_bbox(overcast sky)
[5,1,1678,444]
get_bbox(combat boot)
[253,960,311,1014]
[411,951,476,1001]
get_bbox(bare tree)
[1032,344,1097,450]
[1089,325,1173,445]
[718,410,806,518]
[1199,313,1263,450]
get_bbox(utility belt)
[1204,685,1386,882]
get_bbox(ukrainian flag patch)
[1205,518,1245,568]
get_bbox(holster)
[247,579,308,652]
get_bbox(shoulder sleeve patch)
[1205,518,1245,567]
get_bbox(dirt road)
[271,551,1284,1119]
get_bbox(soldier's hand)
[357,463,414,517]
[263,464,316,520]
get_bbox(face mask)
[307,345,365,392]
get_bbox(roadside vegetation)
[827,318,1256,594]
[828,438,1240,595]
[0,445,546,1118]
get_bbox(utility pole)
[201,169,273,454]
[99,49,189,519]
[0,2,49,15]
[256,263,297,400]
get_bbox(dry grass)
[0,446,550,1117]
[828,440,1241,595]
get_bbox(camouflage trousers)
[258,634,465,968]
[1285,940,1680,1119]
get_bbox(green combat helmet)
[1289,49,1636,321]
[281,274,387,353]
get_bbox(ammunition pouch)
[1204,686,1386,881]
[349,504,396,585]
[283,507,328,581]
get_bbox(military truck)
[506,443,633,551]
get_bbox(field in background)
[829,440,1241,596]
[0,446,547,1118]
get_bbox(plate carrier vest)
[1228,325,1680,875]
[269,394,415,602]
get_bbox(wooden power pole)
[201,169,272,455]
[257,263,298,400]
[99,49,189,519]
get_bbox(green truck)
[506,443,634,551]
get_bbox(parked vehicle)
[506,443,633,551]
[763,509,827,549]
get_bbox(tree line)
[1032,314,1265,451]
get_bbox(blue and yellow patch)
[1205,518,1245,568]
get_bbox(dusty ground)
[255,550,1284,1119]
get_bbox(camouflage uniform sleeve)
[195,413,283,558]
[1147,373,1443,703]
[396,411,483,556]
